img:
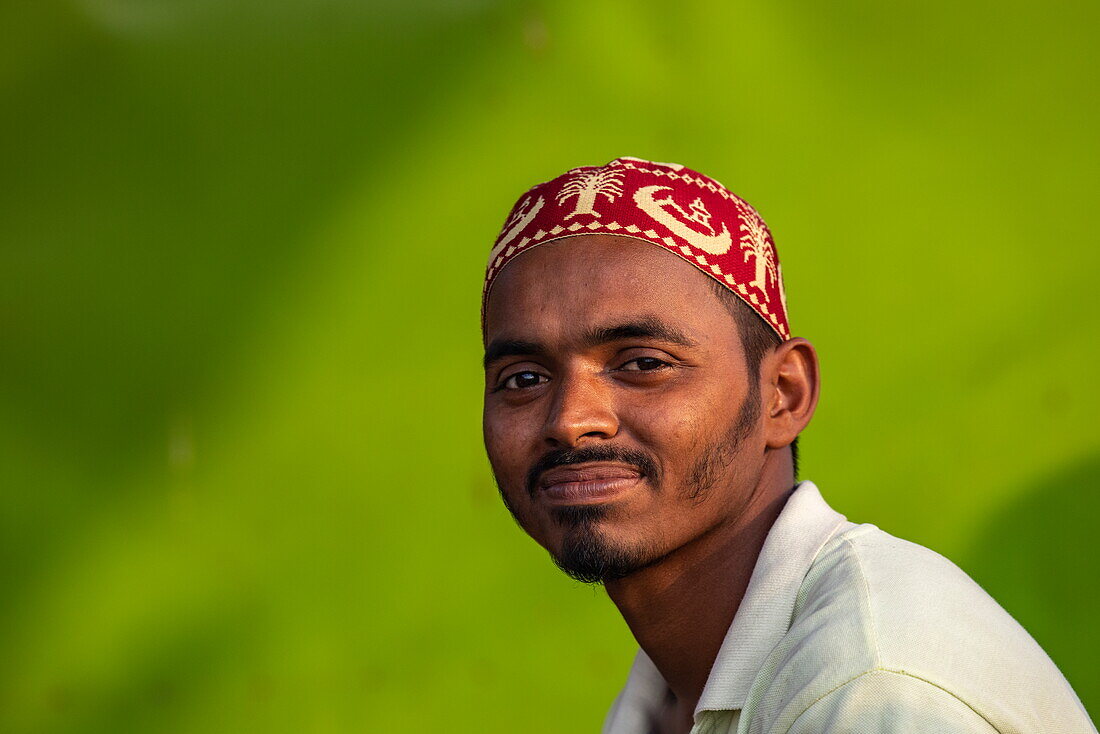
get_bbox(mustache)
[525,445,659,498]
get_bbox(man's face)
[482,235,769,583]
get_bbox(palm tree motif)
[556,167,625,219]
[776,261,789,317]
[739,210,776,293]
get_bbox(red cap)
[484,156,790,340]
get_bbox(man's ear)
[762,338,820,450]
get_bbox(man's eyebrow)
[483,339,546,370]
[483,318,697,369]
[583,317,698,349]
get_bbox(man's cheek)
[483,424,513,469]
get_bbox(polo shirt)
[601,482,1096,734]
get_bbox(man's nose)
[541,373,619,448]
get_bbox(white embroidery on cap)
[738,209,777,293]
[489,195,544,263]
[617,156,685,171]
[557,167,625,219]
[633,185,733,255]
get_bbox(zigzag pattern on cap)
[484,156,790,341]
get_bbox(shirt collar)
[604,481,849,731]
[696,480,849,714]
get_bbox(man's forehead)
[490,233,708,289]
[483,235,728,339]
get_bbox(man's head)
[481,158,818,584]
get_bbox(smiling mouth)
[537,462,644,505]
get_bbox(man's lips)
[537,462,644,505]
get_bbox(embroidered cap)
[484,156,790,340]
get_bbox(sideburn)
[686,379,761,502]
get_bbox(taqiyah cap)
[484,156,789,340]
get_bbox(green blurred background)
[1,1,1097,731]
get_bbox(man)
[480,157,1095,733]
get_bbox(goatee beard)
[550,504,661,584]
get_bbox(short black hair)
[708,280,800,478]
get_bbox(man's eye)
[502,371,548,389]
[620,357,669,372]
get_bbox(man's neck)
[604,467,796,727]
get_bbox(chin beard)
[548,505,662,584]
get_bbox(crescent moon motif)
[633,185,733,255]
[488,196,545,263]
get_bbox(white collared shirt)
[602,482,1095,734]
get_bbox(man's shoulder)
[741,523,1094,733]
[800,523,1023,667]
